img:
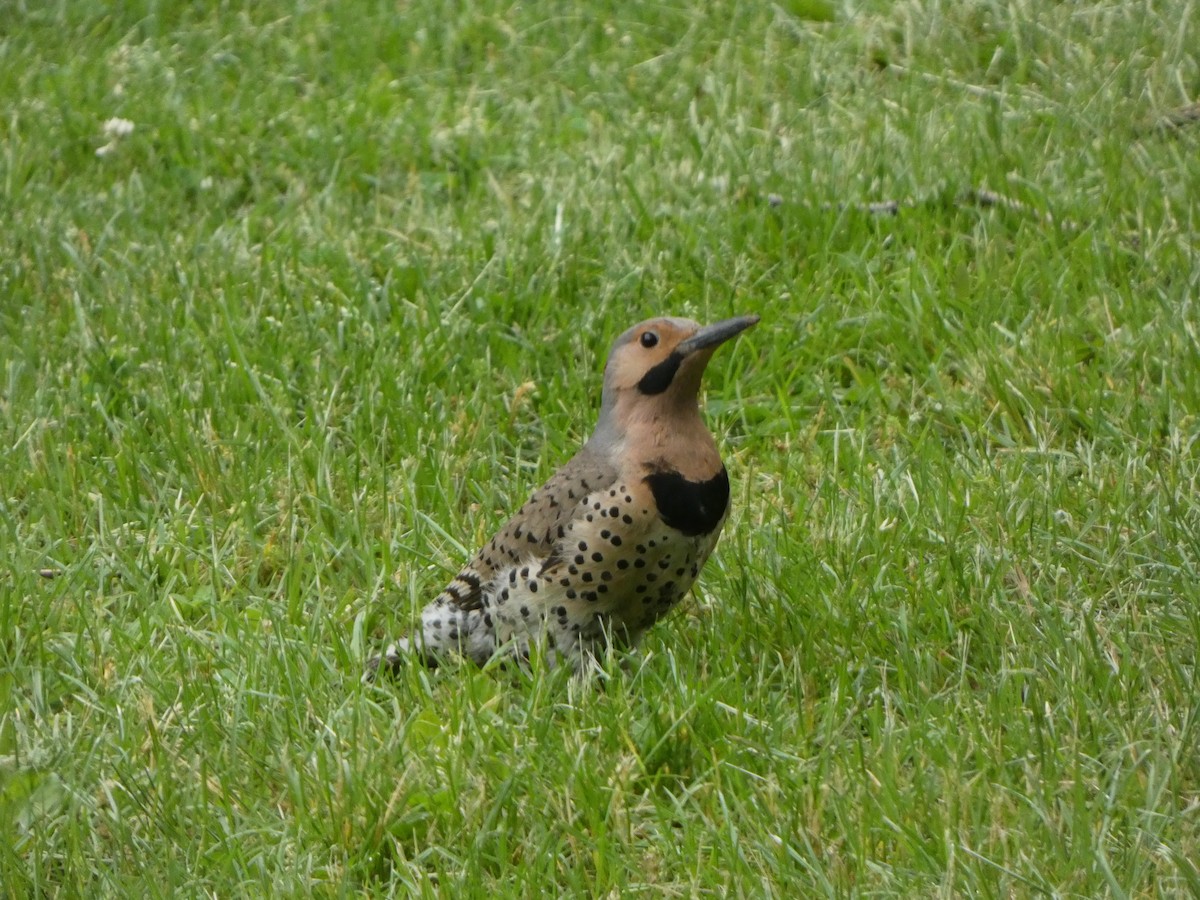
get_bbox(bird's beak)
[677,315,760,356]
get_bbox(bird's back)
[432,444,619,613]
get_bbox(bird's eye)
[640,331,659,349]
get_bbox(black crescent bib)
[644,466,730,537]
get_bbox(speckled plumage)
[366,314,758,678]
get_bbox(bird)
[365,313,759,679]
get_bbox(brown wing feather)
[436,446,619,611]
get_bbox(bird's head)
[592,314,759,440]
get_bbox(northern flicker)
[366,314,759,679]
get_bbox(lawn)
[2,0,1199,895]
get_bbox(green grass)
[3,0,1199,894]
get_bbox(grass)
[2,0,1199,894]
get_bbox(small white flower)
[102,117,135,138]
[96,117,135,157]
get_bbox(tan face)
[590,313,758,451]
[601,315,759,403]
[603,317,704,396]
